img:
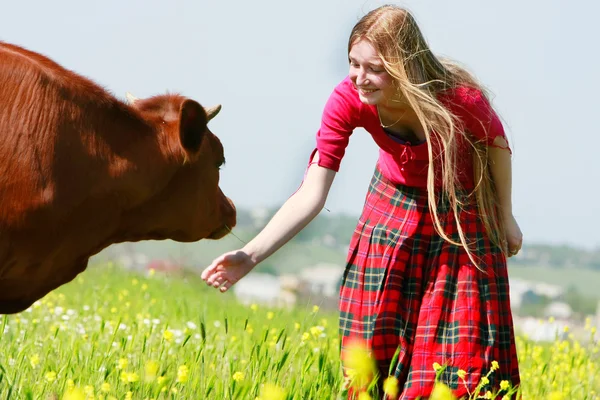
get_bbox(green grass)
[0,264,598,399]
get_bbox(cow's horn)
[205,104,222,121]
[125,92,139,104]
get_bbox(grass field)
[1,263,598,399]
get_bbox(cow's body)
[0,41,236,313]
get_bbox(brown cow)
[0,41,236,314]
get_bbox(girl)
[202,5,522,399]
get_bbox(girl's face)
[348,40,395,106]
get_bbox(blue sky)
[2,0,598,248]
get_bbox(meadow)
[0,263,598,400]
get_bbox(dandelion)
[117,358,128,370]
[267,311,274,320]
[232,371,244,382]
[83,385,94,397]
[45,371,57,382]
[491,360,499,371]
[310,326,324,337]
[62,387,85,400]
[343,340,376,389]
[29,354,40,369]
[144,360,160,382]
[500,380,510,391]
[383,376,399,398]
[100,382,111,393]
[257,383,286,400]
[120,371,139,383]
[177,365,189,383]
[163,329,174,342]
[430,382,457,400]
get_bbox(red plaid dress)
[339,166,520,399]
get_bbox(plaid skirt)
[339,166,520,399]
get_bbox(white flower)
[187,321,197,330]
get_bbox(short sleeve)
[312,81,358,171]
[453,88,511,153]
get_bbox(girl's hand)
[201,250,257,292]
[503,214,523,257]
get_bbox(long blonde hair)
[349,5,508,267]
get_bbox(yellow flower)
[294,323,301,330]
[500,380,510,391]
[491,360,499,371]
[176,365,189,383]
[343,340,376,389]
[301,332,310,341]
[100,382,110,393]
[430,383,457,400]
[257,383,286,400]
[457,369,466,380]
[141,283,148,291]
[481,377,490,386]
[62,387,85,400]
[83,385,94,396]
[432,362,442,372]
[383,376,399,398]
[358,393,372,400]
[157,376,167,386]
[266,311,274,320]
[250,303,258,311]
[312,305,319,313]
[232,371,245,382]
[66,380,75,390]
[120,371,139,383]
[548,392,564,400]
[117,358,128,370]
[131,278,138,286]
[29,354,40,369]
[310,326,323,337]
[163,329,174,342]
[484,391,493,399]
[125,392,133,400]
[144,360,160,382]
[45,371,57,383]
[148,268,156,277]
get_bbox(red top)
[311,76,510,190]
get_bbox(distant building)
[509,278,565,310]
[299,263,344,298]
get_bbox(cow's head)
[121,93,236,243]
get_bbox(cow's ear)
[179,100,208,154]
